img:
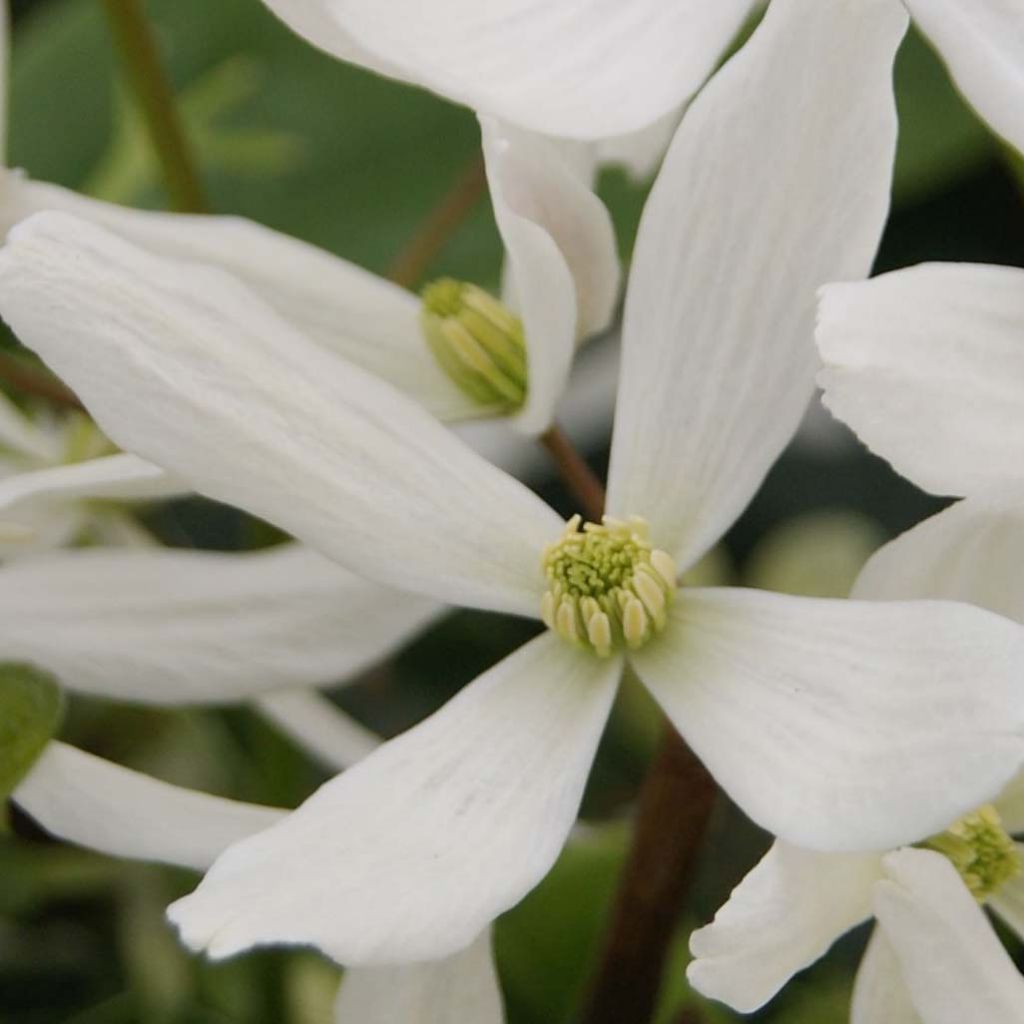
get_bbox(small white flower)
[4,0,1017,970]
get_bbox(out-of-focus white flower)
[5,0,1018,971]
[255,0,755,140]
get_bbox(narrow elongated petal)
[688,841,882,1012]
[13,742,283,871]
[264,0,754,139]
[876,848,1024,1024]
[0,544,440,704]
[335,930,503,1023]
[607,0,904,568]
[257,689,381,771]
[990,847,1024,942]
[631,588,1024,851]
[481,117,619,435]
[905,0,1024,154]
[852,491,1024,622]
[1,178,476,421]
[818,263,1024,498]
[851,930,922,1024]
[0,213,562,616]
[168,634,620,965]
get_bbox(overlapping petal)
[168,633,620,965]
[0,544,440,704]
[852,491,1024,621]
[632,588,1024,851]
[13,741,284,871]
[0,212,563,615]
[1,177,476,420]
[480,116,619,435]
[818,263,1024,498]
[875,848,1024,1023]
[990,850,1024,943]
[334,930,504,1023]
[851,930,922,1024]
[606,0,904,568]
[904,0,1024,154]
[688,841,882,1012]
[262,0,754,139]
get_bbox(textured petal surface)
[688,841,882,1012]
[266,0,754,139]
[0,544,440,704]
[905,0,1024,154]
[852,491,1024,622]
[168,634,620,965]
[851,929,922,1024]
[1,177,476,420]
[257,689,382,771]
[876,848,1024,1024]
[818,263,1024,498]
[632,588,1024,851]
[607,0,904,568]
[13,742,283,871]
[335,930,504,1023]
[481,117,619,435]
[0,212,562,616]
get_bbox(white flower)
[2,0,1017,968]
[255,0,756,139]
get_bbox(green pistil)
[921,805,1022,901]
[541,515,677,658]
[420,278,527,415]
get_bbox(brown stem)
[0,354,82,409]
[577,728,717,1024]
[538,423,606,523]
[101,0,208,213]
[386,156,487,289]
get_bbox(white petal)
[688,840,882,1012]
[13,741,283,871]
[1,177,476,421]
[852,491,1024,623]
[997,773,1024,834]
[0,212,562,616]
[851,929,922,1024]
[0,543,441,704]
[990,847,1024,943]
[607,0,905,568]
[480,116,619,436]
[335,930,504,1024]
[817,263,1024,498]
[631,587,1024,852]
[905,0,1024,154]
[167,633,620,965]
[257,689,381,771]
[593,107,683,182]
[266,0,755,139]
[876,848,1024,1024]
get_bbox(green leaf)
[0,662,64,799]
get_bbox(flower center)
[420,278,527,414]
[541,515,677,658]
[920,804,1022,901]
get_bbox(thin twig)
[386,156,487,289]
[577,728,717,1024]
[101,0,208,213]
[538,423,606,523]
[0,353,82,409]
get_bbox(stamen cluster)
[541,515,677,658]
[420,278,527,414]
[922,805,1022,901]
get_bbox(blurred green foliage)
[2,1,1023,1022]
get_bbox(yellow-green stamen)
[921,804,1022,901]
[542,515,677,658]
[420,278,527,415]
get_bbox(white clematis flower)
[14,741,504,1024]
[3,0,1021,967]
[255,0,756,140]
[688,520,1024,1022]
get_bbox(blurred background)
[2,1,1023,1022]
